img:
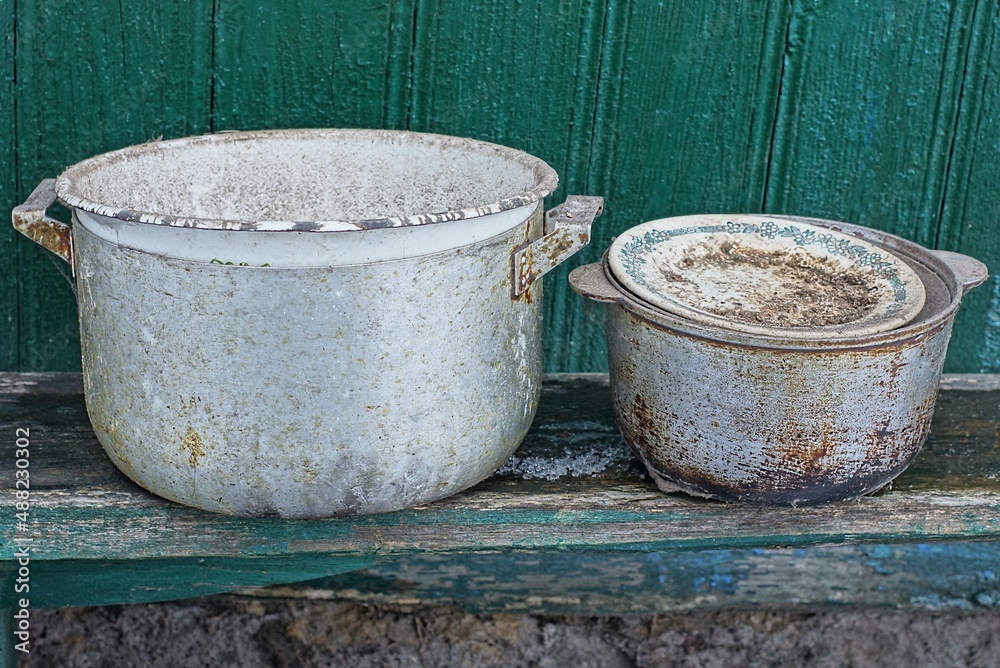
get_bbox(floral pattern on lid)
[608,214,926,340]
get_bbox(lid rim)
[600,256,960,351]
[607,214,927,341]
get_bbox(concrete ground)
[21,599,1000,667]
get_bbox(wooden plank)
[406,0,605,170]
[541,0,789,372]
[0,0,15,371]
[0,554,381,609]
[937,1,1000,373]
[212,0,411,131]
[763,0,990,373]
[0,373,83,396]
[764,0,970,243]
[13,0,214,371]
[243,541,1000,614]
[940,374,1000,391]
[1,375,998,564]
[9,540,1000,612]
[6,490,1000,563]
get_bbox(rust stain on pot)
[18,218,73,261]
[618,382,907,505]
[11,179,75,266]
[606,304,958,505]
[628,394,661,444]
[622,394,730,496]
[865,419,897,460]
[766,419,842,479]
[609,354,635,385]
[887,357,909,382]
[538,233,576,259]
[863,397,936,465]
[181,427,207,467]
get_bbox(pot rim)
[54,128,560,233]
[583,214,971,352]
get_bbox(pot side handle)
[568,261,627,304]
[511,195,603,297]
[12,179,74,271]
[930,250,989,294]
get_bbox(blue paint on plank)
[295,541,1000,615]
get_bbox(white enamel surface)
[609,214,927,339]
[75,205,533,265]
[75,219,544,518]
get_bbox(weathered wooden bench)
[2,372,999,664]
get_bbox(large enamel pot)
[570,215,986,506]
[13,129,603,518]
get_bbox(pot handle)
[12,179,74,271]
[567,260,627,304]
[511,195,603,297]
[931,250,989,294]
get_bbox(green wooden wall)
[2,0,999,373]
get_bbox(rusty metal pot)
[570,214,987,506]
[13,129,603,518]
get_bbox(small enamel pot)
[570,214,987,506]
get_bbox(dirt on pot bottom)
[23,599,1000,668]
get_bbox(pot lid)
[608,214,926,339]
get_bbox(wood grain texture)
[406,0,604,167]
[1,375,998,562]
[761,0,999,374]
[937,1,1000,373]
[764,0,969,242]
[1,555,381,609]
[5,0,1000,374]
[0,0,16,370]
[12,0,214,371]
[212,0,410,131]
[545,0,789,372]
[244,541,1000,614]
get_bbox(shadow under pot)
[570,214,988,506]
